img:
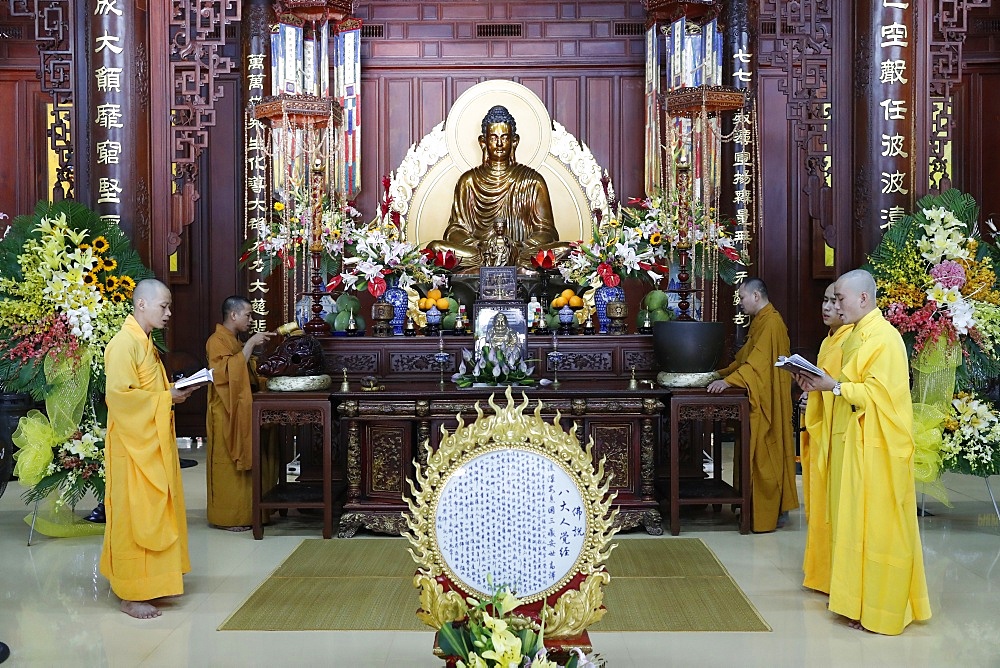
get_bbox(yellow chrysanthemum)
[91,236,110,254]
[274,202,285,212]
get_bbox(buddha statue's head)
[480,105,519,165]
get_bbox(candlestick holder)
[433,333,451,390]
[547,335,564,389]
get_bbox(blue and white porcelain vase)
[594,284,625,334]
[379,277,409,335]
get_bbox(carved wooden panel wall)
[352,0,648,222]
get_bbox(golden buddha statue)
[428,105,569,270]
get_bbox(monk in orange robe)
[708,277,798,532]
[795,269,931,634]
[205,296,272,530]
[100,279,200,619]
[801,283,853,593]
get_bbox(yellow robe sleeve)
[803,324,854,475]
[104,315,179,552]
[206,325,255,471]
[838,313,914,462]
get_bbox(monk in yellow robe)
[800,283,853,593]
[708,277,798,533]
[100,279,200,619]
[795,269,931,634]
[205,296,272,530]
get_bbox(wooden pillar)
[87,0,152,263]
[853,0,917,258]
[244,0,273,333]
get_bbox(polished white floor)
[2,447,1000,668]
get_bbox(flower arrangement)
[452,346,542,388]
[557,193,744,290]
[557,203,669,289]
[327,176,449,298]
[940,391,1000,477]
[0,200,154,507]
[240,190,360,279]
[865,188,1000,389]
[437,579,601,668]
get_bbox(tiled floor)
[2,447,1000,667]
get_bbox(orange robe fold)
[718,303,798,532]
[100,315,189,602]
[801,324,853,593]
[205,325,257,527]
[828,308,931,634]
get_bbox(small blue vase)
[594,284,625,334]
[380,278,408,335]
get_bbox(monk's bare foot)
[847,619,863,630]
[222,525,252,532]
[121,600,161,619]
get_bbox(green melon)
[649,308,673,322]
[333,310,351,331]
[643,289,669,311]
[335,293,360,315]
[445,297,460,313]
[442,313,457,330]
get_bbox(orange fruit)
[435,297,451,310]
[568,295,584,309]
[426,288,443,301]
[418,297,432,311]
[560,288,576,300]
[552,296,568,309]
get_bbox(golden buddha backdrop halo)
[389,80,612,249]
[403,387,619,638]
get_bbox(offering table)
[333,381,665,538]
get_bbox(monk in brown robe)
[707,277,799,532]
[205,296,273,531]
[428,105,567,269]
[801,283,853,593]
[100,279,200,619]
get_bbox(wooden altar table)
[251,391,333,540]
[333,381,665,538]
[668,387,752,535]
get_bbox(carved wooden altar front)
[321,333,659,383]
[334,381,665,538]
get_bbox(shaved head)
[838,269,877,298]
[834,269,877,324]
[132,278,172,334]
[132,278,169,305]
[737,277,770,317]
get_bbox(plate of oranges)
[550,288,584,310]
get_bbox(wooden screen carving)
[168,0,242,253]
[927,0,993,190]
[757,0,835,251]
[8,0,75,201]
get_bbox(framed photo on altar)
[478,266,517,300]
[473,300,528,362]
